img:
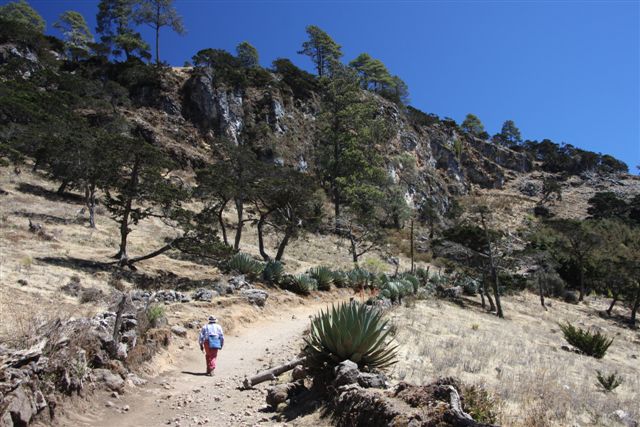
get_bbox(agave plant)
[331,270,350,288]
[304,301,398,372]
[401,274,420,293]
[284,274,317,296]
[381,281,400,302]
[227,253,264,276]
[348,268,371,290]
[309,266,333,291]
[262,260,284,285]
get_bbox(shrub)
[414,267,430,285]
[348,268,371,290]
[331,270,350,288]
[461,385,500,424]
[401,273,420,293]
[283,274,317,296]
[461,277,479,296]
[304,302,398,373]
[147,305,166,327]
[262,260,284,285]
[559,322,613,358]
[596,370,623,392]
[227,253,263,277]
[309,266,333,291]
[79,287,103,304]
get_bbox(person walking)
[198,315,224,376]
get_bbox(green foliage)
[54,11,93,59]
[348,53,408,104]
[192,48,247,87]
[400,273,420,293]
[587,192,629,221]
[262,260,284,285]
[523,139,628,175]
[331,270,350,288]
[304,302,398,373]
[309,266,334,291]
[452,138,464,160]
[96,0,150,60]
[595,370,623,392]
[147,304,165,324]
[298,25,342,77]
[283,274,317,296]
[414,267,431,286]
[236,41,259,68]
[462,385,500,424]
[461,113,488,139]
[0,0,45,33]
[559,322,613,359]
[227,253,263,276]
[271,58,318,99]
[494,119,522,145]
[134,0,184,64]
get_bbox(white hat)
[208,315,217,322]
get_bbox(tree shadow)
[13,210,82,226]
[181,371,209,377]
[17,182,84,205]
[598,310,637,330]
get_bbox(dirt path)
[62,301,337,427]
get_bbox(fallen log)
[242,356,306,389]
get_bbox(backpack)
[206,324,222,349]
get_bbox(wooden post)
[242,357,306,389]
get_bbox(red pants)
[204,346,219,373]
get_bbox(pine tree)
[496,119,522,145]
[54,11,94,60]
[0,0,45,33]
[134,0,185,65]
[96,0,149,60]
[298,25,342,77]
[461,113,487,138]
[236,41,259,68]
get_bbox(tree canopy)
[298,25,342,77]
[0,0,45,33]
[54,11,94,59]
[134,0,185,65]
[236,41,259,68]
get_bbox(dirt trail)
[62,301,337,427]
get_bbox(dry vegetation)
[390,293,640,426]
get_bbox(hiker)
[198,315,224,376]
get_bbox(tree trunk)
[257,213,270,261]
[242,357,306,389]
[630,284,640,327]
[114,158,140,263]
[234,197,243,251]
[217,200,229,246]
[350,233,359,265]
[57,181,69,195]
[85,184,96,229]
[155,4,160,65]
[578,264,585,302]
[274,231,291,262]
[538,276,547,310]
[410,219,415,273]
[125,238,182,268]
[480,213,503,318]
[491,266,503,318]
[482,277,495,311]
[606,295,618,317]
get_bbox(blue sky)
[9,0,640,172]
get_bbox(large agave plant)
[262,260,284,285]
[227,253,264,276]
[304,301,398,372]
[309,266,333,291]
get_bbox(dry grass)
[389,293,640,426]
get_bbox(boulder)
[358,372,388,389]
[193,288,215,302]
[2,385,37,426]
[266,384,289,408]
[291,365,306,381]
[241,289,268,307]
[93,369,125,392]
[229,276,251,291]
[171,325,188,337]
[334,360,360,387]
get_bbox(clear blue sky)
[9,0,640,172]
